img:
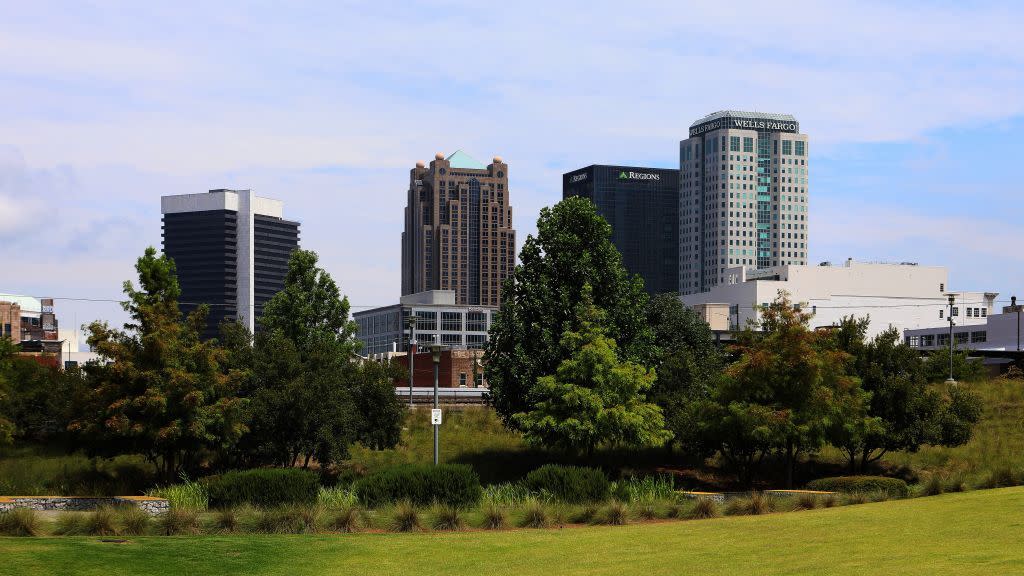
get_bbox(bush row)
[354,464,482,508]
[204,468,320,508]
[806,475,910,498]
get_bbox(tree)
[0,337,17,446]
[513,291,671,454]
[70,247,248,480]
[707,292,868,487]
[645,294,723,458]
[485,197,652,428]
[830,321,982,471]
[242,249,404,468]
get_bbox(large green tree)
[241,249,403,468]
[71,247,248,480]
[645,294,723,458]
[707,292,871,487]
[830,319,982,472]
[513,291,671,454]
[0,337,17,446]
[485,197,652,428]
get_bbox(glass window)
[795,141,805,156]
[466,334,486,349]
[971,331,987,343]
[743,137,753,152]
[782,140,792,155]
[459,373,467,387]
[938,333,949,345]
[416,311,437,331]
[466,311,486,332]
[441,333,462,345]
[955,332,969,344]
[441,311,462,331]
[730,136,740,152]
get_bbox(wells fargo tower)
[402,151,515,307]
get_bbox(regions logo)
[619,171,660,181]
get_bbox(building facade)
[401,151,515,307]
[353,290,497,356]
[680,111,810,295]
[562,165,679,295]
[681,259,995,341]
[0,294,58,343]
[905,299,1022,352]
[161,189,300,340]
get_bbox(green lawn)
[3,487,1023,576]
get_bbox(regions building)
[161,189,300,340]
[680,111,810,295]
[681,259,995,341]
[562,165,679,295]
[354,290,496,356]
[402,151,515,307]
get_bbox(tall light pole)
[406,315,417,407]
[430,343,444,466]
[1013,296,1020,352]
[946,293,957,385]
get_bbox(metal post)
[407,316,417,407]
[431,344,442,466]
[946,294,956,384]
[1014,296,1020,352]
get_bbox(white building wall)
[682,259,995,340]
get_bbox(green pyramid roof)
[446,150,486,170]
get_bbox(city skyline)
[2,2,1023,336]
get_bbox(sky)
[2,1,1023,344]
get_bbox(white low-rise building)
[681,258,996,340]
[905,300,1023,352]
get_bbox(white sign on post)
[431,409,443,425]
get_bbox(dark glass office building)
[161,189,300,340]
[562,165,679,295]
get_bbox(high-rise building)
[562,165,679,295]
[679,111,809,295]
[402,151,515,307]
[161,189,300,339]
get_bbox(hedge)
[806,475,910,498]
[204,468,320,508]
[524,464,610,503]
[354,464,482,508]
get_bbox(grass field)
[2,487,1023,575]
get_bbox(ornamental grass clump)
[390,500,422,532]
[254,505,322,534]
[53,513,89,536]
[920,474,945,497]
[85,506,118,536]
[795,493,819,510]
[115,506,151,535]
[806,476,909,499]
[480,501,508,530]
[430,504,465,531]
[158,508,202,535]
[0,508,42,537]
[148,476,208,511]
[688,498,720,520]
[328,506,362,533]
[518,498,550,528]
[595,500,628,525]
[212,508,241,533]
[318,486,359,510]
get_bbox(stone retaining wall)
[0,496,169,516]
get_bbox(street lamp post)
[1014,296,1020,352]
[406,316,417,407]
[430,343,444,466]
[946,294,957,385]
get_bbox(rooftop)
[446,150,487,170]
[690,110,798,127]
[0,293,42,313]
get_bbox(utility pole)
[1014,296,1020,352]
[946,293,957,385]
[430,344,443,465]
[406,315,417,407]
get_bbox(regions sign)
[618,171,660,181]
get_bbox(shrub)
[0,508,42,536]
[796,493,819,510]
[806,476,910,498]
[116,506,151,535]
[254,505,321,534]
[390,500,422,532]
[53,513,89,536]
[354,464,481,508]
[481,482,531,506]
[518,498,550,528]
[920,474,945,497]
[614,475,675,504]
[688,498,720,519]
[480,501,508,530]
[978,467,1022,489]
[205,469,319,508]
[843,492,869,505]
[328,506,362,533]
[158,509,201,535]
[821,494,839,508]
[148,476,208,511]
[523,465,610,504]
[431,504,465,531]
[85,506,118,536]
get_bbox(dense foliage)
[523,464,610,503]
[354,463,482,508]
[806,475,910,498]
[513,291,670,454]
[205,468,319,508]
[485,197,653,428]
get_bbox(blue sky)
[2,1,1023,338]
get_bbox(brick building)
[391,348,486,389]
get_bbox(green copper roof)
[446,150,486,170]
